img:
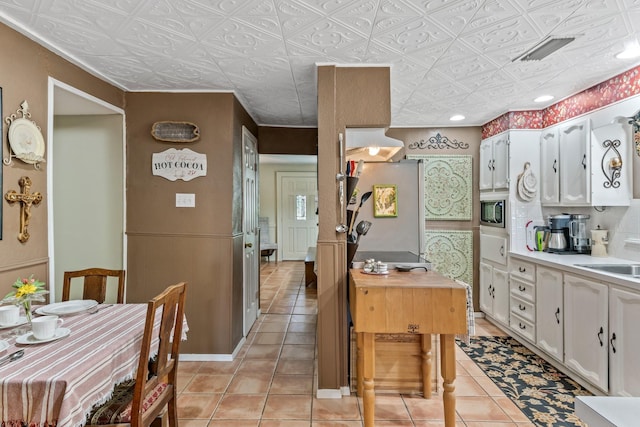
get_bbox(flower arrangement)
[2,275,49,322]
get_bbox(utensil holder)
[347,242,359,266]
[346,177,359,205]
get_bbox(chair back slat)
[62,268,125,303]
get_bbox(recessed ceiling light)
[534,95,554,103]
[616,41,640,59]
[449,114,465,121]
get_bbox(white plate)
[16,328,71,345]
[0,340,8,354]
[36,300,98,316]
[8,117,45,164]
[0,316,29,329]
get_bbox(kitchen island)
[349,268,468,427]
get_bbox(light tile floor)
[177,261,537,426]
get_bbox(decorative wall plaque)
[5,176,43,243]
[152,148,207,181]
[3,100,46,169]
[151,121,200,143]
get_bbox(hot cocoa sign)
[152,148,207,181]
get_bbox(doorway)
[47,78,126,302]
[277,171,318,260]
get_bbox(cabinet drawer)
[510,277,535,303]
[510,259,535,282]
[510,295,535,323]
[510,313,535,343]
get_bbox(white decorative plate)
[36,300,98,316]
[0,316,29,329]
[0,340,8,354]
[16,328,71,345]
[7,118,45,164]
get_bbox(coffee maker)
[569,214,591,254]
[546,214,571,253]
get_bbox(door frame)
[46,77,127,301]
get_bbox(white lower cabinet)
[609,287,640,396]
[536,267,563,362]
[480,261,509,326]
[564,274,608,392]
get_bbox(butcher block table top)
[349,268,467,427]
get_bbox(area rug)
[457,335,592,427]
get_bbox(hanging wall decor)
[151,121,200,143]
[3,100,45,170]
[0,87,3,240]
[5,176,43,243]
[152,148,207,181]
[407,133,470,150]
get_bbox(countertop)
[510,249,640,291]
[575,396,640,427]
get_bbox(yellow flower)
[15,284,38,298]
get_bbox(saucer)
[16,328,71,345]
[0,317,28,329]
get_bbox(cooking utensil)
[355,220,372,244]
[348,191,372,235]
[0,349,24,368]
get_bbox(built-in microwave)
[480,199,505,228]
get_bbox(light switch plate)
[176,193,195,207]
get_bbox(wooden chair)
[86,282,187,427]
[62,268,126,303]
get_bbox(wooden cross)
[5,176,43,243]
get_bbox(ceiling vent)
[513,37,576,62]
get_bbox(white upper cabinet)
[540,129,559,204]
[560,120,591,204]
[480,133,509,191]
[540,118,631,206]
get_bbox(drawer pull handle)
[519,267,526,273]
[519,322,526,330]
[519,304,526,311]
[610,333,617,353]
[553,159,558,173]
[555,307,560,324]
[597,326,604,346]
[518,285,526,292]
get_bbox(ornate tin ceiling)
[1,0,640,127]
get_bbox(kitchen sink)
[574,264,640,277]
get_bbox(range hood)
[345,128,404,162]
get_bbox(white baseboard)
[316,389,343,399]
[180,336,246,362]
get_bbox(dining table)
[0,302,187,427]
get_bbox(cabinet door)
[540,129,559,204]
[609,287,640,396]
[479,138,494,190]
[492,134,509,190]
[560,120,591,204]
[564,274,608,391]
[479,262,493,315]
[536,267,563,362]
[480,234,507,265]
[493,267,509,325]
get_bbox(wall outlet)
[176,193,195,207]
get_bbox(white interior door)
[277,172,318,260]
[242,126,259,336]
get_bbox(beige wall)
[124,92,258,354]
[0,23,124,296]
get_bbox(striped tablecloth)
[0,304,183,427]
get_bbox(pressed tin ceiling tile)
[1,0,640,126]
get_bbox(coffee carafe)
[570,214,591,254]
[546,214,571,252]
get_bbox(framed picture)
[373,184,397,217]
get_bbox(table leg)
[356,332,364,396]
[362,332,375,427]
[421,333,432,398]
[440,334,456,427]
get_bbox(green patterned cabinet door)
[408,155,472,221]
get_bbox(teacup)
[31,315,64,340]
[0,305,19,326]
